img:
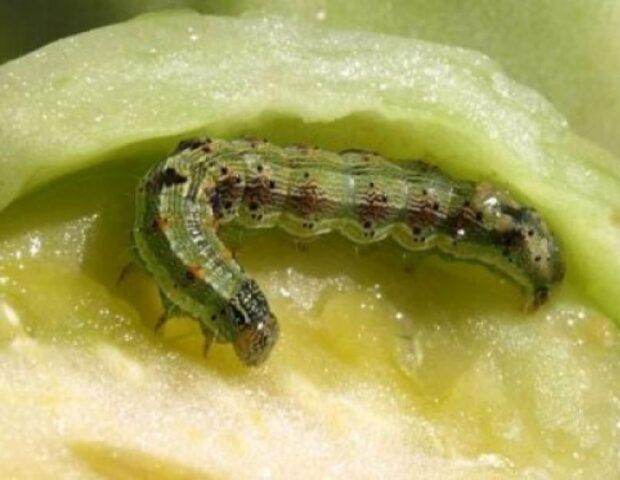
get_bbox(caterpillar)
[132,138,565,366]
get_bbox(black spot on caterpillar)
[132,138,565,366]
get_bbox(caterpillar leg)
[217,224,245,253]
[293,238,312,252]
[156,292,217,359]
[155,292,185,332]
[116,260,142,286]
[401,251,424,275]
[199,322,216,358]
[116,242,148,286]
[522,286,550,313]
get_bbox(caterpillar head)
[225,280,279,366]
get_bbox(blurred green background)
[1,0,619,157]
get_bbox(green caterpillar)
[132,138,565,366]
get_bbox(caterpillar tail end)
[524,258,565,313]
[514,206,566,312]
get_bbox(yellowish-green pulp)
[0,149,618,478]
